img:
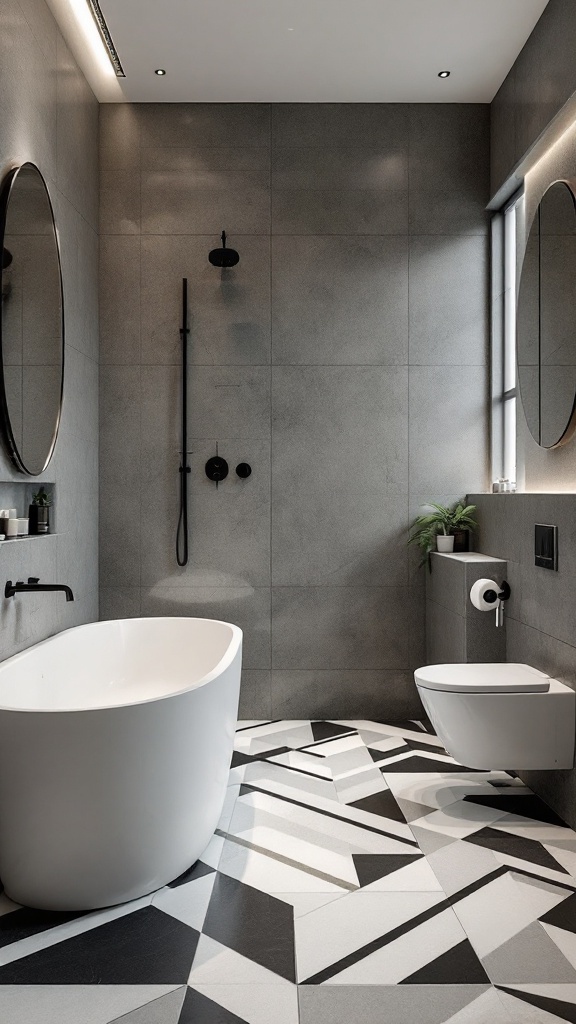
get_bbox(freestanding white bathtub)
[0,617,242,911]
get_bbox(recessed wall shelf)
[0,482,56,537]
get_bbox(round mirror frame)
[0,162,64,475]
[517,178,576,450]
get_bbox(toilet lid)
[415,663,551,693]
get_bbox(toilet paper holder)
[482,581,511,605]
[469,579,511,627]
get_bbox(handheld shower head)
[209,231,239,268]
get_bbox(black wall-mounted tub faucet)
[5,578,74,602]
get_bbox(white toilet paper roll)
[470,578,501,612]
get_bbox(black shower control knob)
[205,456,229,482]
[236,462,252,479]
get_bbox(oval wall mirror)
[0,163,64,475]
[517,179,576,449]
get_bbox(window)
[491,190,523,489]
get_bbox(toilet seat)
[415,663,550,694]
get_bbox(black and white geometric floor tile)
[2,719,576,1022]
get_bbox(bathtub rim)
[0,616,243,715]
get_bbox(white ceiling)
[49,0,549,104]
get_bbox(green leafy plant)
[32,486,52,507]
[408,501,477,569]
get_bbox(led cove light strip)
[85,0,125,76]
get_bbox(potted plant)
[408,501,477,567]
[29,486,52,535]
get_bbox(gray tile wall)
[100,102,490,719]
[491,0,576,197]
[0,0,99,656]
[471,493,576,828]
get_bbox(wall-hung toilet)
[414,663,575,770]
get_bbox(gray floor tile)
[298,984,493,1024]
[0,986,181,1024]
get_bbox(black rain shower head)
[2,248,13,270]
[209,231,239,268]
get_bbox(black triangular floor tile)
[541,892,576,933]
[168,860,216,888]
[0,907,199,984]
[351,788,407,823]
[368,745,409,762]
[352,853,423,888]
[179,987,249,1023]
[463,827,569,874]
[400,938,490,985]
[380,753,481,773]
[406,738,449,756]
[463,794,568,827]
[376,719,426,733]
[0,905,86,949]
[497,985,576,1024]
[230,751,255,768]
[311,721,355,741]
[203,872,296,982]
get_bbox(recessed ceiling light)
[438,70,451,78]
[155,68,166,76]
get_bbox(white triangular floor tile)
[544,842,576,878]
[426,839,500,898]
[189,934,292,988]
[511,873,573,920]
[152,871,216,932]
[444,987,517,1022]
[543,923,576,971]
[189,983,299,1024]
[361,856,443,892]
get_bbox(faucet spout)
[5,578,74,602]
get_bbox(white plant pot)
[436,534,455,553]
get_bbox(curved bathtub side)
[0,645,241,911]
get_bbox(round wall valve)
[236,462,252,479]
[205,456,229,482]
